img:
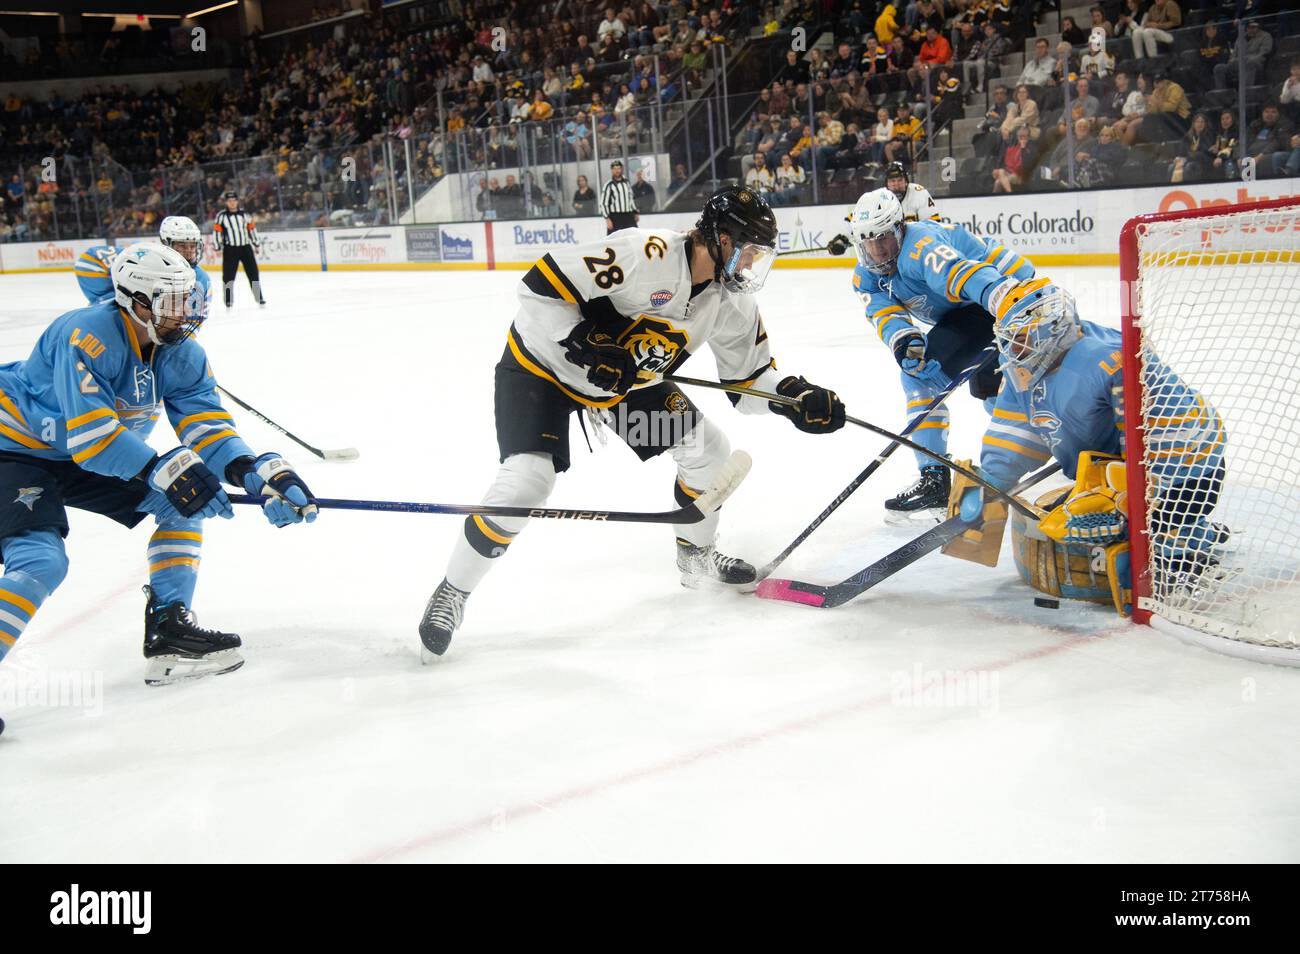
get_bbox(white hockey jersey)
[510,228,779,410]
[898,182,939,223]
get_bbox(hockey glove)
[894,332,952,390]
[560,319,640,395]
[769,375,846,434]
[228,454,318,527]
[147,447,233,520]
[826,233,851,256]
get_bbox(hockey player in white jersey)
[418,189,847,659]
[885,162,939,222]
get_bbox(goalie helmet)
[993,278,1083,391]
[112,242,201,347]
[696,187,778,294]
[159,215,202,266]
[848,187,904,276]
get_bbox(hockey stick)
[753,345,997,581]
[661,374,1037,519]
[217,386,360,462]
[229,450,751,525]
[754,462,1061,609]
[776,244,829,257]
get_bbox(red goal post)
[1120,195,1300,665]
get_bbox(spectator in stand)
[1113,0,1142,42]
[1109,72,1147,142]
[1172,113,1217,182]
[918,26,953,69]
[911,0,944,34]
[574,174,598,215]
[876,3,900,45]
[869,105,894,163]
[1214,20,1272,90]
[953,22,979,81]
[1125,73,1191,145]
[885,101,923,165]
[965,22,1009,95]
[631,169,656,212]
[1019,38,1055,87]
[1072,77,1100,119]
[564,110,592,160]
[889,34,914,86]
[784,49,810,84]
[597,7,626,44]
[814,111,845,169]
[1132,0,1181,60]
[1048,118,1094,185]
[1076,123,1124,186]
[973,84,1011,157]
[1280,60,1300,122]
[789,122,813,161]
[1061,16,1089,47]
[993,123,1035,192]
[832,41,858,78]
[669,163,688,191]
[774,153,806,201]
[1245,102,1293,170]
[1212,109,1240,178]
[1089,5,1113,38]
[1001,84,1041,142]
[1267,130,1300,178]
[1195,24,1228,90]
[746,151,776,191]
[1081,31,1115,81]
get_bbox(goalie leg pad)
[942,458,1008,567]
[1011,490,1131,613]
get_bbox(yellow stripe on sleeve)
[0,588,38,616]
[983,435,1052,460]
[70,426,125,463]
[535,257,577,304]
[177,410,235,431]
[150,530,203,543]
[993,408,1029,422]
[0,421,50,450]
[150,557,200,573]
[192,429,237,452]
[67,407,118,429]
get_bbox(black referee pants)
[606,212,638,234]
[221,245,264,306]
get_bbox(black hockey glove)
[770,375,846,434]
[826,233,851,256]
[143,447,233,520]
[560,318,640,395]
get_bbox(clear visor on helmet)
[995,292,1079,391]
[854,229,900,276]
[141,281,203,345]
[722,241,776,293]
[166,239,201,266]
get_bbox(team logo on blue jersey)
[1031,410,1064,452]
[649,289,674,308]
[14,487,43,511]
[132,366,153,404]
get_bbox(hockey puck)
[1034,597,1060,609]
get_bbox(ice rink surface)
[1,263,1297,863]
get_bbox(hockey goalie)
[943,278,1228,615]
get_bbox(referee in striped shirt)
[600,160,638,234]
[213,190,265,307]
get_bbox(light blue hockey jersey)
[980,321,1225,490]
[0,300,252,483]
[852,221,1036,353]
[75,244,211,315]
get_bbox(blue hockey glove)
[147,447,233,520]
[894,332,952,390]
[228,454,318,527]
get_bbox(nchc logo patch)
[649,289,674,308]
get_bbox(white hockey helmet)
[159,215,202,265]
[849,187,904,276]
[993,278,1082,391]
[112,242,201,346]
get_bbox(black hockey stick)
[661,374,1037,519]
[753,345,998,581]
[229,450,751,524]
[217,386,360,462]
[754,463,1061,609]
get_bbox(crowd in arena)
[0,0,1297,242]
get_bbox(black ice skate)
[419,578,468,663]
[884,464,950,526]
[676,539,757,588]
[142,586,244,686]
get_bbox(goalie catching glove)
[560,318,640,395]
[227,453,319,527]
[769,375,846,434]
[1039,452,1127,546]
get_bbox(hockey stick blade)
[755,462,1062,609]
[320,447,361,461]
[755,517,978,608]
[217,386,360,463]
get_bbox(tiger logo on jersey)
[664,391,690,415]
[617,315,689,374]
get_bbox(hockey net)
[1121,197,1300,666]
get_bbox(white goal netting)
[1131,202,1300,665]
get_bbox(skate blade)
[144,649,244,686]
[883,507,944,528]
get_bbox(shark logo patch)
[15,487,43,511]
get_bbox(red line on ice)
[352,627,1121,862]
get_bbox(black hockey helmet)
[884,161,909,197]
[696,187,778,294]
